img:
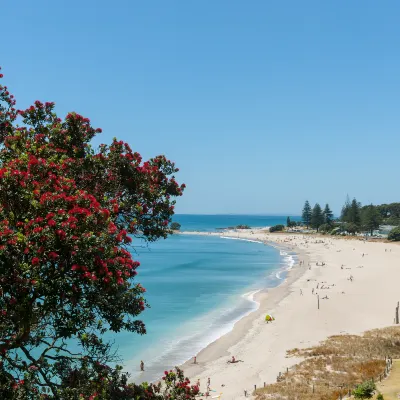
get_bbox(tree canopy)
[361,205,382,235]
[311,203,324,232]
[0,69,200,399]
[302,201,312,228]
[323,204,334,226]
[388,226,400,241]
[341,197,362,232]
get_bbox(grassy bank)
[254,327,400,400]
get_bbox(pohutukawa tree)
[0,69,198,399]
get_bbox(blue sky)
[2,1,400,215]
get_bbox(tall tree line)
[302,201,334,231]
[301,196,384,235]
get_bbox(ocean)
[117,215,299,383]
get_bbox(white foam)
[127,289,262,383]
[220,236,264,244]
[241,289,261,304]
[284,254,295,270]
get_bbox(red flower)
[48,252,59,260]
[31,257,40,266]
[71,265,79,271]
[56,229,66,240]
[48,219,56,227]
[108,223,117,234]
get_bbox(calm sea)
[117,215,299,383]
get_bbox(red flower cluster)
[0,67,185,396]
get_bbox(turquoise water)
[173,214,301,232]
[116,215,298,383]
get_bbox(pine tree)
[302,201,312,228]
[323,204,334,226]
[311,203,324,232]
[362,205,382,236]
[341,195,351,222]
[287,216,291,227]
[349,198,362,226]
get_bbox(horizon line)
[174,213,303,216]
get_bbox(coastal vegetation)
[255,326,400,400]
[269,224,285,233]
[310,203,324,232]
[299,197,400,238]
[301,201,312,228]
[353,380,376,399]
[388,227,400,241]
[302,201,334,231]
[170,221,181,231]
[286,217,297,228]
[235,224,251,229]
[0,70,197,399]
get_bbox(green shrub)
[388,226,400,241]
[353,380,375,399]
[170,222,181,231]
[269,224,284,233]
[330,227,341,235]
[319,223,332,233]
[343,222,360,235]
[376,393,384,400]
[236,224,251,229]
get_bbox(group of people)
[195,376,212,397]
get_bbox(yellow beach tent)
[265,314,275,322]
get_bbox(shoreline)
[175,229,399,399]
[143,232,302,385]
[178,230,309,381]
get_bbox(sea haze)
[115,215,298,383]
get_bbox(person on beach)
[231,356,236,363]
[300,289,303,295]
[140,360,144,371]
[207,377,211,387]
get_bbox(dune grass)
[254,327,400,400]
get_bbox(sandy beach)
[178,229,400,399]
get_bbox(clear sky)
[2,1,400,215]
